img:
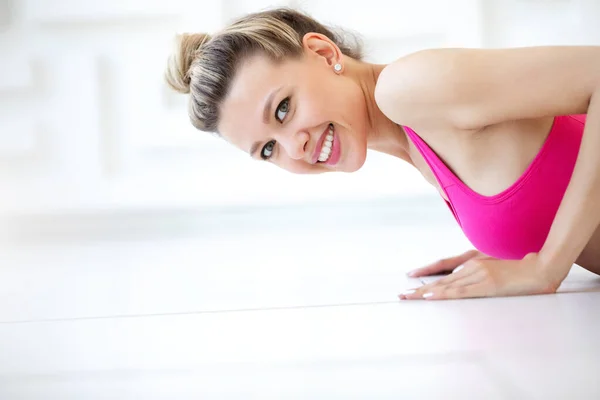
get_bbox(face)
[218,34,370,174]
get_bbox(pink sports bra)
[402,115,586,260]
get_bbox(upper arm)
[374,46,600,130]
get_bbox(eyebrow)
[249,86,283,158]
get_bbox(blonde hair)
[164,7,363,133]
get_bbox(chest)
[405,117,556,200]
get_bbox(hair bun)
[165,32,211,94]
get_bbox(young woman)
[164,7,600,301]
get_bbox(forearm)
[539,88,600,283]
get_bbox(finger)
[401,280,442,300]
[398,288,419,300]
[406,250,480,277]
[451,269,486,287]
[407,250,478,277]
[436,269,487,293]
[402,263,478,300]
[421,267,489,300]
[423,281,490,300]
[406,260,449,277]
[427,262,478,287]
[404,263,483,301]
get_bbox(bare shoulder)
[374,47,478,130]
[375,46,600,131]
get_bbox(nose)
[278,130,309,160]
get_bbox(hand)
[406,249,490,278]
[400,253,561,301]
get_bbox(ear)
[302,32,343,70]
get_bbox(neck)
[343,56,411,161]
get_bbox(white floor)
[1,201,600,399]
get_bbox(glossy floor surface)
[2,205,599,399]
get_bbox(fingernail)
[406,271,416,277]
[401,289,416,295]
[453,266,464,273]
[423,292,434,299]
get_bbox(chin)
[338,148,367,173]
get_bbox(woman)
[164,7,600,301]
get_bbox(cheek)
[295,79,337,119]
[316,82,366,128]
[294,96,327,123]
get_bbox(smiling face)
[217,34,371,174]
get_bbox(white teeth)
[318,125,335,162]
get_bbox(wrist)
[532,251,572,289]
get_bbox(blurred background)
[1,0,599,228]
[1,1,600,398]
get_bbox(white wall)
[0,0,598,216]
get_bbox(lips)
[311,124,332,164]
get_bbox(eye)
[261,140,276,160]
[275,97,290,122]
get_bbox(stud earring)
[334,63,342,72]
